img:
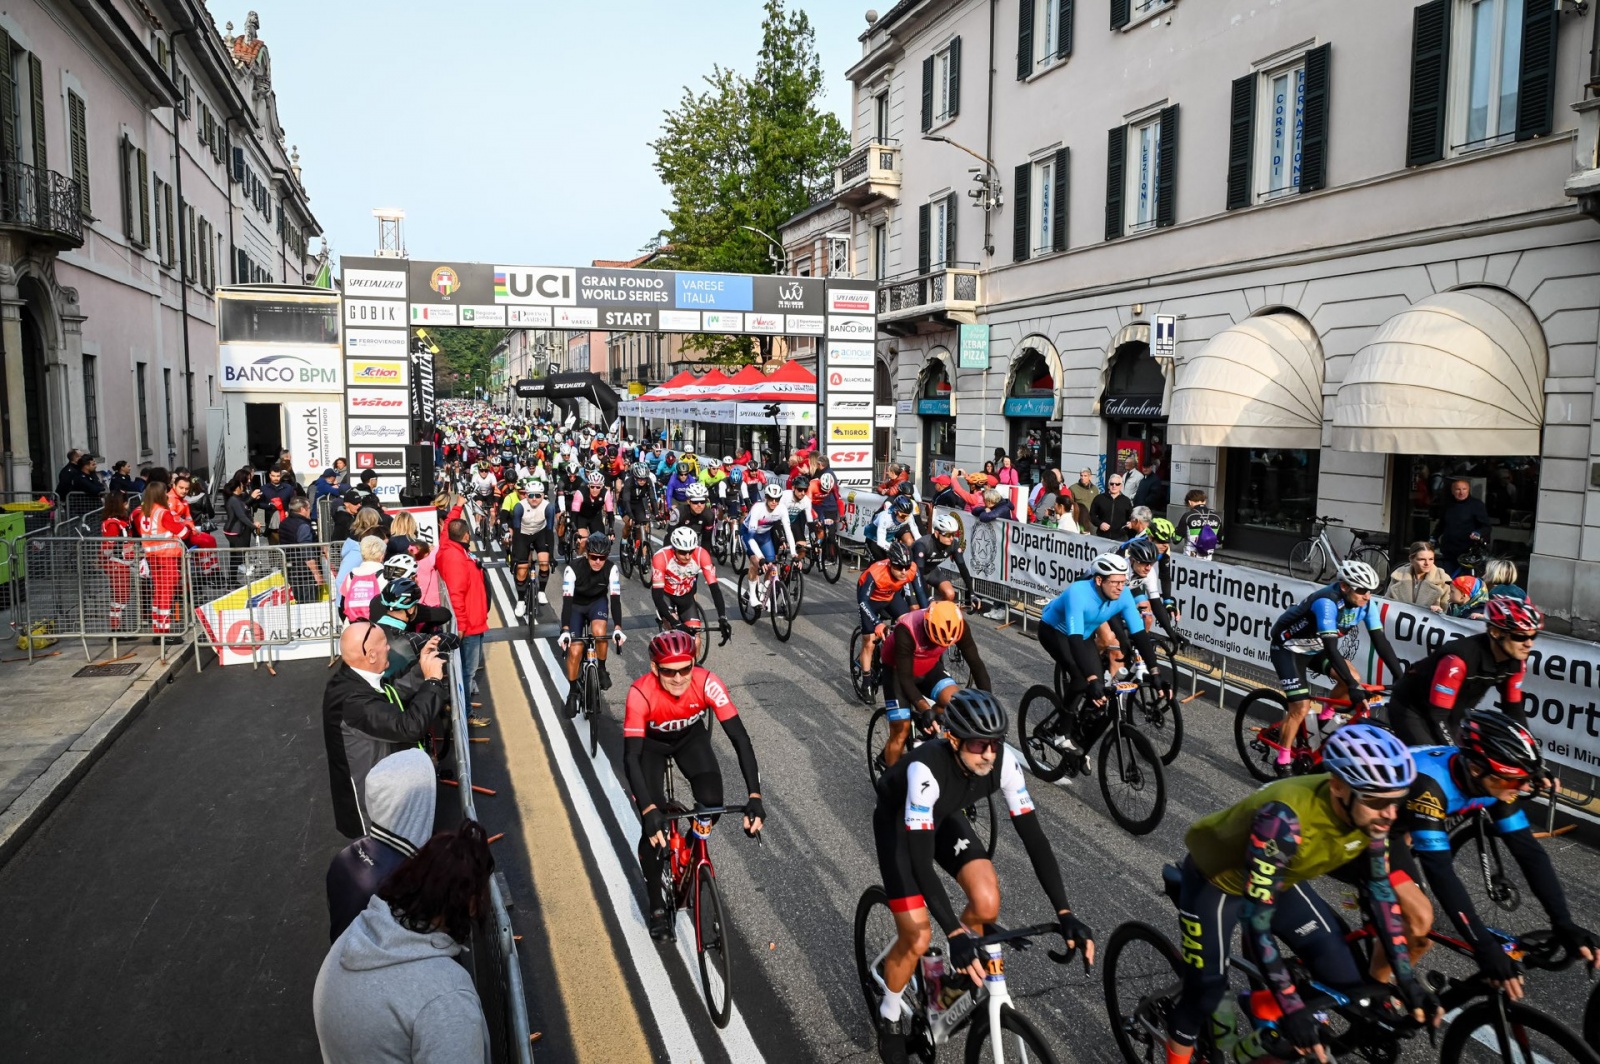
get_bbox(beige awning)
[1331,288,1547,455]
[1168,314,1325,448]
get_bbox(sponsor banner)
[200,603,341,666]
[896,398,914,414]
[753,276,825,315]
[828,420,873,443]
[826,342,875,366]
[786,314,825,335]
[346,359,408,388]
[676,273,753,311]
[347,417,410,444]
[876,404,896,428]
[411,303,458,325]
[658,309,701,331]
[828,315,876,340]
[958,323,991,370]
[507,306,553,327]
[344,299,406,327]
[459,305,506,326]
[601,309,656,330]
[836,489,887,541]
[554,306,599,329]
[285,402,343,482]
[345,329,408,358]
[700,310,744,333]
[219,345,342,392]
[369,476,407,501]
[827,394,873,417]
[385,506,439,552]
[827,287,876,315]
[413,352,436,428]
[352,447,406,474]
[493,266,577,305]
[344,268,408,298]
[826,366,875,391]
[734,402,814,426]
[745,311,784,334]
[404,261,497,305]
[834,471,875,494]
[346,388,409,415]
[577,267,673,307]
[825,445,873,470]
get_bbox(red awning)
[640,369,698,401]
[743,360,818,403]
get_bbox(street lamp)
[923,134,1004,256]
[738,224,790,273]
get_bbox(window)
[162,367,174,451]
[1226,46,1330,209]
[874,93,889,142]
[1260,63,1306,198]
[920,38,961,130]
[1457,0,1521,149]
[1019,0,1073,78]
[119,135,150,248]
[1224,448,1321,551]
[180,73,191,118]
[919,194,956,272]
[153,176,165,262]
[1033,156,1054,254]
[1130,117,1161,230]
[932,197,949,267]
[24,53,44,170]
[872,223,887,280]
[1105,107,1177,239]
[135,363,150,454]
[81,354,99,456]
[1111,0,1171,30]
[198,217,209,289]
[68,91,90,214]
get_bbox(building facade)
[836,0,1600,627]
[0,2,320,495]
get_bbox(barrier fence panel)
[60,492,107,532]
[2,490,60,539]
[19,536,193,660]
[187,544,303,671]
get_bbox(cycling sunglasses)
[1499,631,1538,644]
[1352,792,1406,811]
[960,737,1002,756]
[656,663,694,679]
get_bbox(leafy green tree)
[427,327,509,397]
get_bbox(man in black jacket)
[322,620,448,838]
[1434,473,1492,573]
[1087,475,1134,537]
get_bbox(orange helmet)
[925,600,964,647]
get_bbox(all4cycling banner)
[935,506,1600,775]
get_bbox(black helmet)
[378,578,421,610]
[942,689,1008,741]
[892,495,915,516]
[790,474,811,493]
[1124,539,1158,565]
[584,532,611,557]
[887,542,914,569]
[1457,710,1545,782]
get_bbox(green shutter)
[1013,162,1031,261]
[28,53,45,171]
[921,55,934,131]
[1058,0,1074,59]
[164,185,174,265]
[948,37,961,117]
[1104,126,1125,241]
[1111,0,1131,31]
[1156,105,1178,229]
[1299,44,1331,193]
[1515,0,1559,141]
[1051,147,1069,252]
[0,28,15,162]
[1405,0,1451,167]
[68,91,89,213]
[1226,75,1255,210]
[1017,0,1034,80]
[137,148,149,245]
[918,201,931,273]
[120,135,132,238]
[945,192,958,265]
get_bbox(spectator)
[996,456,1019,486]
[331,489,363,545]
[1175,488,1224,559]
[1046,496,1080,533]
[99,491,134,631]
[339,536,388,621]
[281,497,327,605]
[947,470,990,513]
[1067,468,1099,527]
[108,460,140,496]
[54,448,82,496]
[311,467,344,508]
[415,536,442,610]
[336,513,380,604]
[1120,456,1143,501]
[1433,473,1492,573]
[435,517,489,699]
[357,467,381,496]
[1481,557,1527,601]
[1132,460,1166,509]
[332,456,350,488]
[878,463,911,498]
[1447,573,1489,619]
[1088,475,1133,537]
[982,461,996,480]
[321,620,448,839]
[220,476,258,552]
[167,470,218,570]
[1385,541,1452,611]
[57,452,104,501]
[973,488,1013,523]
[386,511,422,560]
[1126,505,1153,539]
[1029,469,1061,517]
[929,474,962,510]
[137,473,185,634]
[313,821,494,1064]
[325,748,437,942]
[256,466,296,539]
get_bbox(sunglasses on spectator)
[1109,480,1122,486]
[960,738,1002,756]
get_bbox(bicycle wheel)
[770,580,793,641]
[1439,998,1600,1064]
[854,885,896,1019]
[1448,816,1530,923]
[693,625,710,666]
[619,538,635,579]
[1287,540,1323,582]
[786,564,805,614]
[1585,980,1600,1052]
[850,629,878,705]
[585,668,600,758]
[866,707,891,784]
[736,570,760,623]
[1103,921,1186,1064]
[945,643,972,688]
[637,538,655,590]
[1350,545,1393,587]
[1133,675,1184,766]
[1018,685,1074,783]
[963,1004,1061,1064]
[695,867,734,1028]
[964,793,998,860]
[822,536,843,583]
[1099,728,1167,836]
[1234,688,1291,782]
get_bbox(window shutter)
[918,202,931,273]
[1017,0,1034,80]
[945,192,958,265]
[1225,75,1255,210]
[921,55,934,131]
[1111,0,1131,31]
[0,28,16,162]
[1104,126,1126,240]
[1405,0,1450,167]
[1013,162,1031,261]
[137,149,149,246]
[1299,44,1332,193]
[232,146,243,183]
[1051,147,1069,251]
[948,37,961,117]
[1058,0,1074,58]
[28,50,45,168]
[68,92,89,213]
[1515,0,1559,141]
[120,135,133,238]
[1156,105,1178,229]
[164,186,174,265]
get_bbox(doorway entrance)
[21,309,49,491]
[245,403,283,472]
[1101,341,1168,498]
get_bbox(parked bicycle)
[1287,515,1393,585]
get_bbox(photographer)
[370,579,463,700]
[323,621,451,839]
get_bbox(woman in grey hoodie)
[325,748,437,942]
[314,820,494,1064]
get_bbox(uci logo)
[493,266,576,305]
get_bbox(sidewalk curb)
[0,642,196,869]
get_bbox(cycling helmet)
[378,578,421,611]
[683,445,696,456]
[631,463,650,479]
[527,481,547,497]
[650,629,697,666]
[1457,711,1544,780]
[1123,539,1159,565]
[926,600,965,647]
[1320,723,1417,794]
[383,554,418,582]
[763,482,785,500]
[705,458,722,471]
[1149,517,1177,543]
[685,483,710,503]
[584,532,611,557]
[886,542,914,569]
[586,471,605,488]
[1485,597,1545,635]
[1091,553,1130,578]
[791,474,811,493]
[722,456,735,467]
[932,513,961,536]
[1336,559,1381,593]
[676,462,691,477]
[670,525,699,552]
[818,472,836,492]
[730,467,745,484]
[892,495,915,516]
[942,689,1008,742]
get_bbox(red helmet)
[649,629,696,666]
[1485,596,1544,635]
[1456,710,1543,780]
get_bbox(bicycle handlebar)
[1316,515,1345,525]
[971,921,1091,970]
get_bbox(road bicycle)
[1017,677,1167,836]
[864,706,997,860]
[735,545,799,642]
[849,622,886,705]
[855,885,1083,1063]
[1287,515,1393,585]
[805,518,844,584]
[658,604,725,666]
[563,628,606,758]
[710,506,742,567]
[618,519,650,581]
[1233,681,1386,782]
[653,776,755,1029]
[1048,637,1184,765]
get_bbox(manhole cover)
[74,662,141,678]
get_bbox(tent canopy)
[1168,314,1325,449]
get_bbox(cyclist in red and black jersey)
[880,601,990,770]
[1387,597,1540,746]
[650,526,732,655]
[856,542,918,676]
[625,630,765,939]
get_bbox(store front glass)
[1223,448,1320,555]
[1393,455,1540,577]
[918,357,955,491]
[1101,341,1168,501]
[1004,349,1059,486]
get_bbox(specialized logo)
[430,266,461,297]
[953,837,970,856]
[828,288,875,314]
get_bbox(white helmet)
[705,458,722,470]
[763,482,784,500]
[685,482,709,502]
[670,525,699,552]
[1091,553,1130,578]
[722,455,735,466]
[383,554,418,581]
[527,481,547,496]
[1337,559,1381,592]
[818,472,836,492]
[932,513,961,535]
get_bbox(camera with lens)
[404,631,463,656]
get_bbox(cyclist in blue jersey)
[865,495,920,563]
[1268,559,1404,771]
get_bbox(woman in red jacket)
[100,492,135,630]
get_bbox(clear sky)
[246,0,872,268]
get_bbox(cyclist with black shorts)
[558,531,625,714]
[1386,597,1539,746]
[880,600,990,769]
[509,480,558,617]
[651,526,731,656]
[908,512,975,609]
[671,481,717,545]
[857,542,918,677]
[618,462,656,546]
[1118,538,1184,646]
[870,688,1092,1064]
[564,471,613,547]
[1268,560,1404,770]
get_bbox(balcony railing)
[835,140,901,207]
[0,161,84,247]
[876,262,981,324]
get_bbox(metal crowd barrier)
[60,491,106,531]
[2,490,60,540]
[16,536,192,661]
[187,543,304,672]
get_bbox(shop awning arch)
[1168,311,1325,449]
[915,348,955,416]
[1331,287,1547,455]
[1002,335,1062,419]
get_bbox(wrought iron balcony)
[876,262,981,332]
[0,161,84,248]
[835,140,901,208]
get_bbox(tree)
[428,327,509,397]
[648,0,847,366]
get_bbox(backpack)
[342,570,383,620]
[1193,511,1221,556]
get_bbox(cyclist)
[698,456,727,494]
[1388,711,1597,993]
[870,688,1092,1064]
[664,460,698,511]
[908,512,976,609]
[1386,597,1539,747]
[650,526,732,656]
[808,469,842,546]
[1268,560,1404,771]
[742,481,801,607]
[566,471,613,546]
[1147,518,1182,621]
[557,531,626,714]
[1119,539,1183,646]
[857,542,919,678]
[626,629,764,940]
[618,462,656,551]
[1164,725,1436,1064]
[881,600,991,769]
[469,460,497,503]
[865,495,920,563]
[782,474,817,560]
[511,480,559,617]
[670,481,717,547]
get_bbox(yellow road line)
[483,609,651,1064]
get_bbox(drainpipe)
[984,0,997,264]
